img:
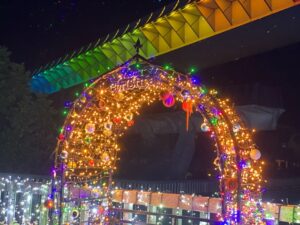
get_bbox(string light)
[53,58,265,224]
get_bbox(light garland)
[55,57,264,224]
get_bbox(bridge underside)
[30,0,299,93]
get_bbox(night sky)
[0,0,173,69]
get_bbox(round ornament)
[225,178,238,192]
[103,129,112,137]
[113,117,121,124]
[104,121,113,130]
[162,93,175,108]
[250,149,261,160]
[200,122,210,132]
[72,209,79,219]
[101,152,110,162]
[85,123,95,133]
[58,133,65,141]
[60,150,68,159]
[88,159,95,167]
[44,199,54,209]
[127,120,135,127]
[232,123,241,133]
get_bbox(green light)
[107,66,111,70]
[58,127,63,133]
[62,110,68,116]
[84,83,89,87]
[75,92,80,97]
[189,66,197,74]
[135,63,141,69]
[164,64,172,70]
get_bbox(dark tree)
[0,47,58,175]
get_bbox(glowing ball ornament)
[182,100,193,112]
[101,152,110,162]
[225,178,238,192]
[44,199,54,209]
[113,117,121,124]
[60,150,68,159]
[103,129,112,137]
[58,133,65,141]
[127,120,134,127]
[201,122,210,132]
[104,121,113,130]
[232,123,241,133]
[85,123,95,133]
[250,149,261,160]
[161,92,175,108]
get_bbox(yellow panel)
[232,1,251,24]
[251,0,271,18]
[214,8,232,31]
[271,0,295,11]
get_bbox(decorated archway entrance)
[53,54,264,224]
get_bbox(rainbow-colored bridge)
[30,0,299,93]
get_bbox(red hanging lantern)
[44,199,54,209]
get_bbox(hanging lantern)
[182,100,193,131]
[44,199,54,209]
[250,149,261,160]
[225,178,238,192]
[200,122,210,132]
[85,123,95,133]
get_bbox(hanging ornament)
[80,96,87,103]
[85,123,95,133]
[232,123,241,133]
[113,117,121,124]
[72,209,79,219]
[181,90,190,99]
[182,100,193,131]
[67,161,77,169]
[210,117,218,126]
[200,122,210,132]
[101,152,110,162]
[44,199,54,209]
[114,92,125,101]
[88,159,95,167]
[104,121,113,130]
[225,178,238,192]
[250,149,261,160]
[125,113,133,121]
[103,129,112,137]
[98,100,106,111]
[60,150,68,159]
[58,133,65,141]
[162,92,175,108]
[127,120,135,127]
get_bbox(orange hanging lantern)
[182,100,193,131]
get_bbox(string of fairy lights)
[51,56,266,224]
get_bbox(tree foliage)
[0,47,58,174]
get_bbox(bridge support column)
[147,205,157,224]
[123,203,133,224]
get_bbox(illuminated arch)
[56,56,264,224]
